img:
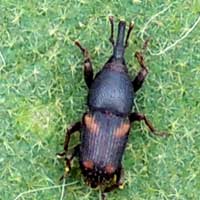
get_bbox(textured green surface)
[0,0,200,200]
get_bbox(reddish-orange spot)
[105,164,115,174]
[114,121,130,138]
[84,62,91,69]
[83,160,94,170]
[84,113,100,134]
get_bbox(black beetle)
[57,17,166,199]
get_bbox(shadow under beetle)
[57,17,166,200]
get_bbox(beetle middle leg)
[57,122,81,179]
[75,41,93,88]
[59,144,80,180]
[57,121,81,158]
[129,112,167,137]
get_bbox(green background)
[0,0,200,200]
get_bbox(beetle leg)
[59,145,80,180]
[102,167,125,198]
[125,21,134,48]
[129,112,168,137]
[57,122,80,181]
[63,121,81,152]
[65,144,80,171]
[132,51,148,92]
[101,192,107,200]
[57,121,81,158]
[75,41,93,88]
[109,16,115,46]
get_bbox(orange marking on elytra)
[83,160,94,170]
[105,164,115,174]
[114,121,130,138]
[84,113,100,134]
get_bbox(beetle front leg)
[129,112,167,137]
[109,16,115,46]
[132,51,148,93]
[75,41,93,88]
[125,22,134,48]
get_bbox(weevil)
[57,17,166,199]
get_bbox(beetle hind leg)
[101,168,124,199]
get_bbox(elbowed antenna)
[113,21,126,59]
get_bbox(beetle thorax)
[104,60,128,73]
